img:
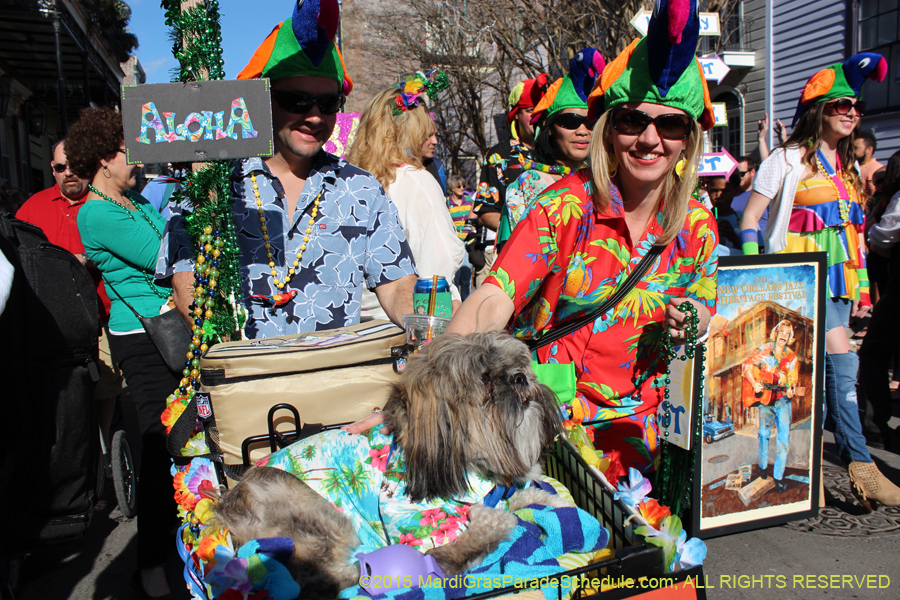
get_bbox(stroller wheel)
[111,430,137,519]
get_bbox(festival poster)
[692,253,826,538]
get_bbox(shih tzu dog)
[214,332,565,599]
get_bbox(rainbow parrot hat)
[790,53,888,127]
[530,47,606,132]
[392,68,450,116]
[237,0,353,95]
[586,0,715,131]
[508,74,551,124]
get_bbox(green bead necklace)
[656,301,705,518]
[88,184,170,299]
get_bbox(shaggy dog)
[214,332,565,598]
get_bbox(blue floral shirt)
[156,153,416,339]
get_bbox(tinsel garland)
[162,0,225,82]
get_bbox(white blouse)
[361,165,465,321]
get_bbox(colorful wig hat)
[392,68,450,116]
[587,0,714,130]
[237,0,353,95]
[791,52,888,126]
[507,73,551,124]
[530,48,605,125]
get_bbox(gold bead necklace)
[251,173,322,291]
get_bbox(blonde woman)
[348,77,465,319]
[444,13,719,482]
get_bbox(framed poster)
[692,253,826,538]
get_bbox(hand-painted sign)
[699,55,731,84]
[122,79,274,165]
[630,9,721,37]
[699,148,738,178]
[323,113,361,159]
[712,102,728,127]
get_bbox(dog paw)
[508,487,574,512]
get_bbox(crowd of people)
[2,1,900,597]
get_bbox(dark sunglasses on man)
[826,98,865,117]
[554,113,596,131]
[271,89,346,115]
[52,162,68,174]
[610,107,694,140]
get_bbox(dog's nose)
[510,373,527,386]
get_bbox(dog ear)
[393,374,470,503]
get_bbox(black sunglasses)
[52,162,68,173]
[827,98,866,117]
[610,108,694,140]
[554,113,596,131]
[271,89,345,115]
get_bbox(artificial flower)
[636,515,683,571]
[613,467,653,508]
[674,532,707,570]
[637,498,671,529]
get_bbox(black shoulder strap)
[528,244,666,351]
[100,275,145,320]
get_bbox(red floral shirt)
[485,171,718,474]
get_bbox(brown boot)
[848,462,900,511]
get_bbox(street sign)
[698,55,731,84]
[712,102,728,127]
[698,148,738,178]
[122,79,274,165]
[630,9,721,37]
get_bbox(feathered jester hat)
[791,52,888,126]
[587,0,714,130]
[237,0,353,95]
[507,74,551,124]
[392,68,450,116]
[530,48,606,126]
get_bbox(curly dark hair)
[65,106,124,180]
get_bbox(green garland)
[162,0,225,82]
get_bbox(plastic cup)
[403,315,450,351]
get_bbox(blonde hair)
[588,111,703,245]
[769,320,795,344]
[346,87,435,189]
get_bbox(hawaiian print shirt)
[742,342,799,405]
[473,138,532,218]
[156,153,416,339]
[257,429,522,553]
[485,170,718,443]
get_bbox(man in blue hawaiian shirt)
[156,0,417,339]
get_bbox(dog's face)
[385,332,561,502]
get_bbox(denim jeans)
[454,251,473,301]
[758,397,792,480]
[824,298,872,464]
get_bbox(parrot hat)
[587,0,714,130]
[507,73,551,124]
[237,0,352,95]
[530,48,605,126]
[791,52,888,127]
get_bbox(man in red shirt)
[16,140,122,432]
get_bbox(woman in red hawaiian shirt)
[445,11,720,483]
[347,8,719,483]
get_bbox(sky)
[127,0,283,84]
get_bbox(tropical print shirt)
[484,171,718,476]
[474,138,532,219]
[156,153,416,339]
[742,342,799,405]
[498,169,559,246]
[257,429,519,553]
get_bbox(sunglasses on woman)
[609,108,694,140]
[554,113,596,131]
[826,98,865,117]
[271,89,346,115]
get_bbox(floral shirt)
[484,171,717,474]
[498,169,559,246]
[742,342,799,405]
[155,153,416,339]
[473,138,532,219]
[256,429,517,553]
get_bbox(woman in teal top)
[67,106,179,599]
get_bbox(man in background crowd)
[855,130,883,200]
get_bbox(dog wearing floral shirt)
[214,333,567,598]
